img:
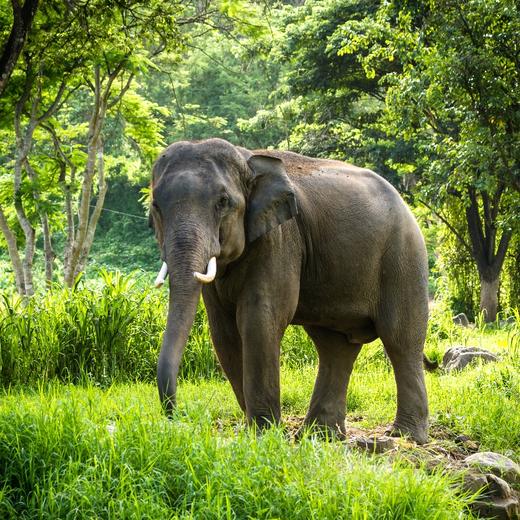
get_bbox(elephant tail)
[423,354,439,371]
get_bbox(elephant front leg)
[203,287,246,412]
[237,301,284,429]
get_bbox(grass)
[0,273,518,518]
[0,325,518,518]
[0,380,475,519]
[0,271,318,387]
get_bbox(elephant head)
[150,139,298,413]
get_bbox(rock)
[453,312,471,327]
[461,472,512,498]
[442,345,466,366]
[446,352,498,371]
[455,434,479,451]
[462,472,518,519]
[442,346,498,371]
[461,472,489,494]
[470,497,519,520]
[464,452,520,485]
[354,435,396,454]
[486,474,513,499]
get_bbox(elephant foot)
[386,419,428,445]
[160,396,176,418]
[297,415,346,441]
[248,413,280,434]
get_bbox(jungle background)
[0,1,519,518]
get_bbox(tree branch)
[36,78,68,123]
[107,73,134,110]
[493,228,512,275]
[418,198,472,253]
[0,0,39,96]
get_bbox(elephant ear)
[246,154,298,243]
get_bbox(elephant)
[150,138,431,444]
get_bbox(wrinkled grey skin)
[150,138,430,444]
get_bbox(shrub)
[0,271,321,388]
[0,271,222,387]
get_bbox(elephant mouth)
[154,256,218,288]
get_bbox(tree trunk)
[14,154,36,296]
[62,181,75,283]
[0,204,25,293]
[4,61,67,295]
[21,226,35,296]
[63,64,134,286]
[465,186,512,322]
[479,275,499,323]
[74,144,108,279]
[25,158,54,288]
[41,213,54,287]
[64,66,105,286]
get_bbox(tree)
[0,0,198,293]
[0,1,81,294]
[338,0,520,320]
[256,0,411,184]
[141,8,275,149]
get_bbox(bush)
[0,271,224,387]
[0,271,321,388]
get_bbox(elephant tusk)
[193,256,217,283]
[154,262,168,288]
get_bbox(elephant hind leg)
[377,231,430,444]
[377,300,429,444]
[303,326,361,436]
[382,341,429,445]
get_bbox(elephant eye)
[216,194,230,212]
[151,200,162,217]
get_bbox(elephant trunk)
[157,222,214,414]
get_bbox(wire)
[89,204,148,221]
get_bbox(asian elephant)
[150,138,430,444]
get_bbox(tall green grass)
[0,383,474,519]
[0,271,317,387]
[1,271,518,390]
[0,271,165,386]
[0,272,518,518]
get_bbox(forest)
[0,1,519,518]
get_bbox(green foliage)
[117,88,169,164]
[85,174,158,273]
[0,0,203,294]
[334,0,520,315]
[0,272,223,386]
[0,265,517,518]
[263,0,409,183]
[0,272,164,386]
[0,271,322,387]
[0,0,518,314]
[280,325,317,368]
[143,30,285,149]
[0,319,518,517]
[436,227,480,319]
